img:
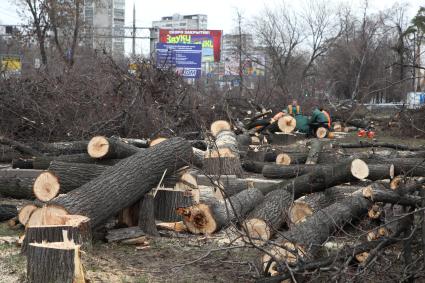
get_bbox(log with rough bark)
[0,169,42,199]
[22,215,90,254]
[243,159,369,241]
[0,145,20,162]
[242,160,267,173]
[269,133,305,145]
[305,140,323,165]
[87,136,140,159]
[118,137,150,148]
[178,188,264,234]
[138,193,159,236]
[0,136,43,157]
[368,158,425,176]
[49,138,192,228]
[192,147,205,168]
[333,141,425,151]
[34,141,89,156]
[262,194,370,272]
[45,161,109,193]
[27,235,86,283]
[262,162,393,181]
[32,154,120,169]
[105,226,146,243]
[362,183,422,207]
[288,185,366,224]
[0,204,17,221]
[12,158,34,169]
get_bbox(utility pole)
[132,1,136,56]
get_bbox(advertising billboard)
[1,55,21,74]
[159,29,222,63]
[156,43,202,79]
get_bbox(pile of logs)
[0,120,424,282]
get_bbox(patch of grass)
[0,222,21,237]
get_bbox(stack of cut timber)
[204,121,243,176]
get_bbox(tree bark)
[27,241,85,283]
[33,141,89,156]
[87,136,141,159]
[22,215,90,254]
[368,158,425,176]
[32,154,120,170]
[242,160,268,173]
[0,145,20,162]
[47,161,109,193]
[0,169,42,199]
[154,187,196,222]
[138,194,159,236]
[333,141,424,151]
[181,188,264,234]
[305,140,323,165]
[0,136,43,157]
[362,183,422,207]
[0,204,17,221]
[244,159,369,240]
[49,138,192,228]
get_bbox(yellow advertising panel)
[1,56,21,72]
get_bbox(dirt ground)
[0,221,260,283]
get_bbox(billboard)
[156,43,202,78]
[1,55,21,74]
[224,55,266,77]
[159,29,222,63]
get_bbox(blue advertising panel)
[156,43,202,78]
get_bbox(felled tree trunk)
[27,239,86,283]
[334,141,424,151]
[263,195,370,269]
[0,136,43,157]
[192,147,205,168]
[0,204,17,221]
[32,154,120,170]
[46,161,109,193]
[242,160,268,173]
[0,169,42,199]
[368,158,425,176]
[22,215,90,254]
[362,183,421,207]
[243,159,369,240]
[49,138,192,228]
[305,140,323,165]
[288,185,365,224]
[12,158,34,169]
[33,141,89,156]
[180,188,264,234]
[87,136,140,159]
[154,185,196,222]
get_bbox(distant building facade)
[152,14,208,30]
[83,0,125,56]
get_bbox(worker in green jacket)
[309,106,329,135]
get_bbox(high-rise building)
[152,14,208,30]
[83,0,125,56]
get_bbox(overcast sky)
[0,0,423,54]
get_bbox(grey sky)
[0,0,423,54]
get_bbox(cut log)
[368,158,425,177]
[26,205,69,227]
[263,195,370,271]
[87,136,140,159]
[0,169,42,199]
[27,236,85,283]
[269,133,305,145]
[33,171,60,202]
[362,183,421,207]
[22,215,90,254]
[0,145,20,162]
[288,185,365,224]
[150,137,167,147]
[154,184,196,222]
[118,137,149,148]
[277,116,296,133]
[305,140,323,165]
[34,141,89,156]
[367,164,395,181]
[49,138,192,228]
[106,227,146,243]
[0,204,17,221]
[0,136,43,157]
[18,204,38,225]
[315,127,328,139]
[244,159,369,240]
[12,158,34,169]
[334,141,424,151]
[211,120,232,137]
[242,160,267,173]
[32,154,120,169]
[138,194,159,236]
[46,161,108,193]
[179,188,264,234]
